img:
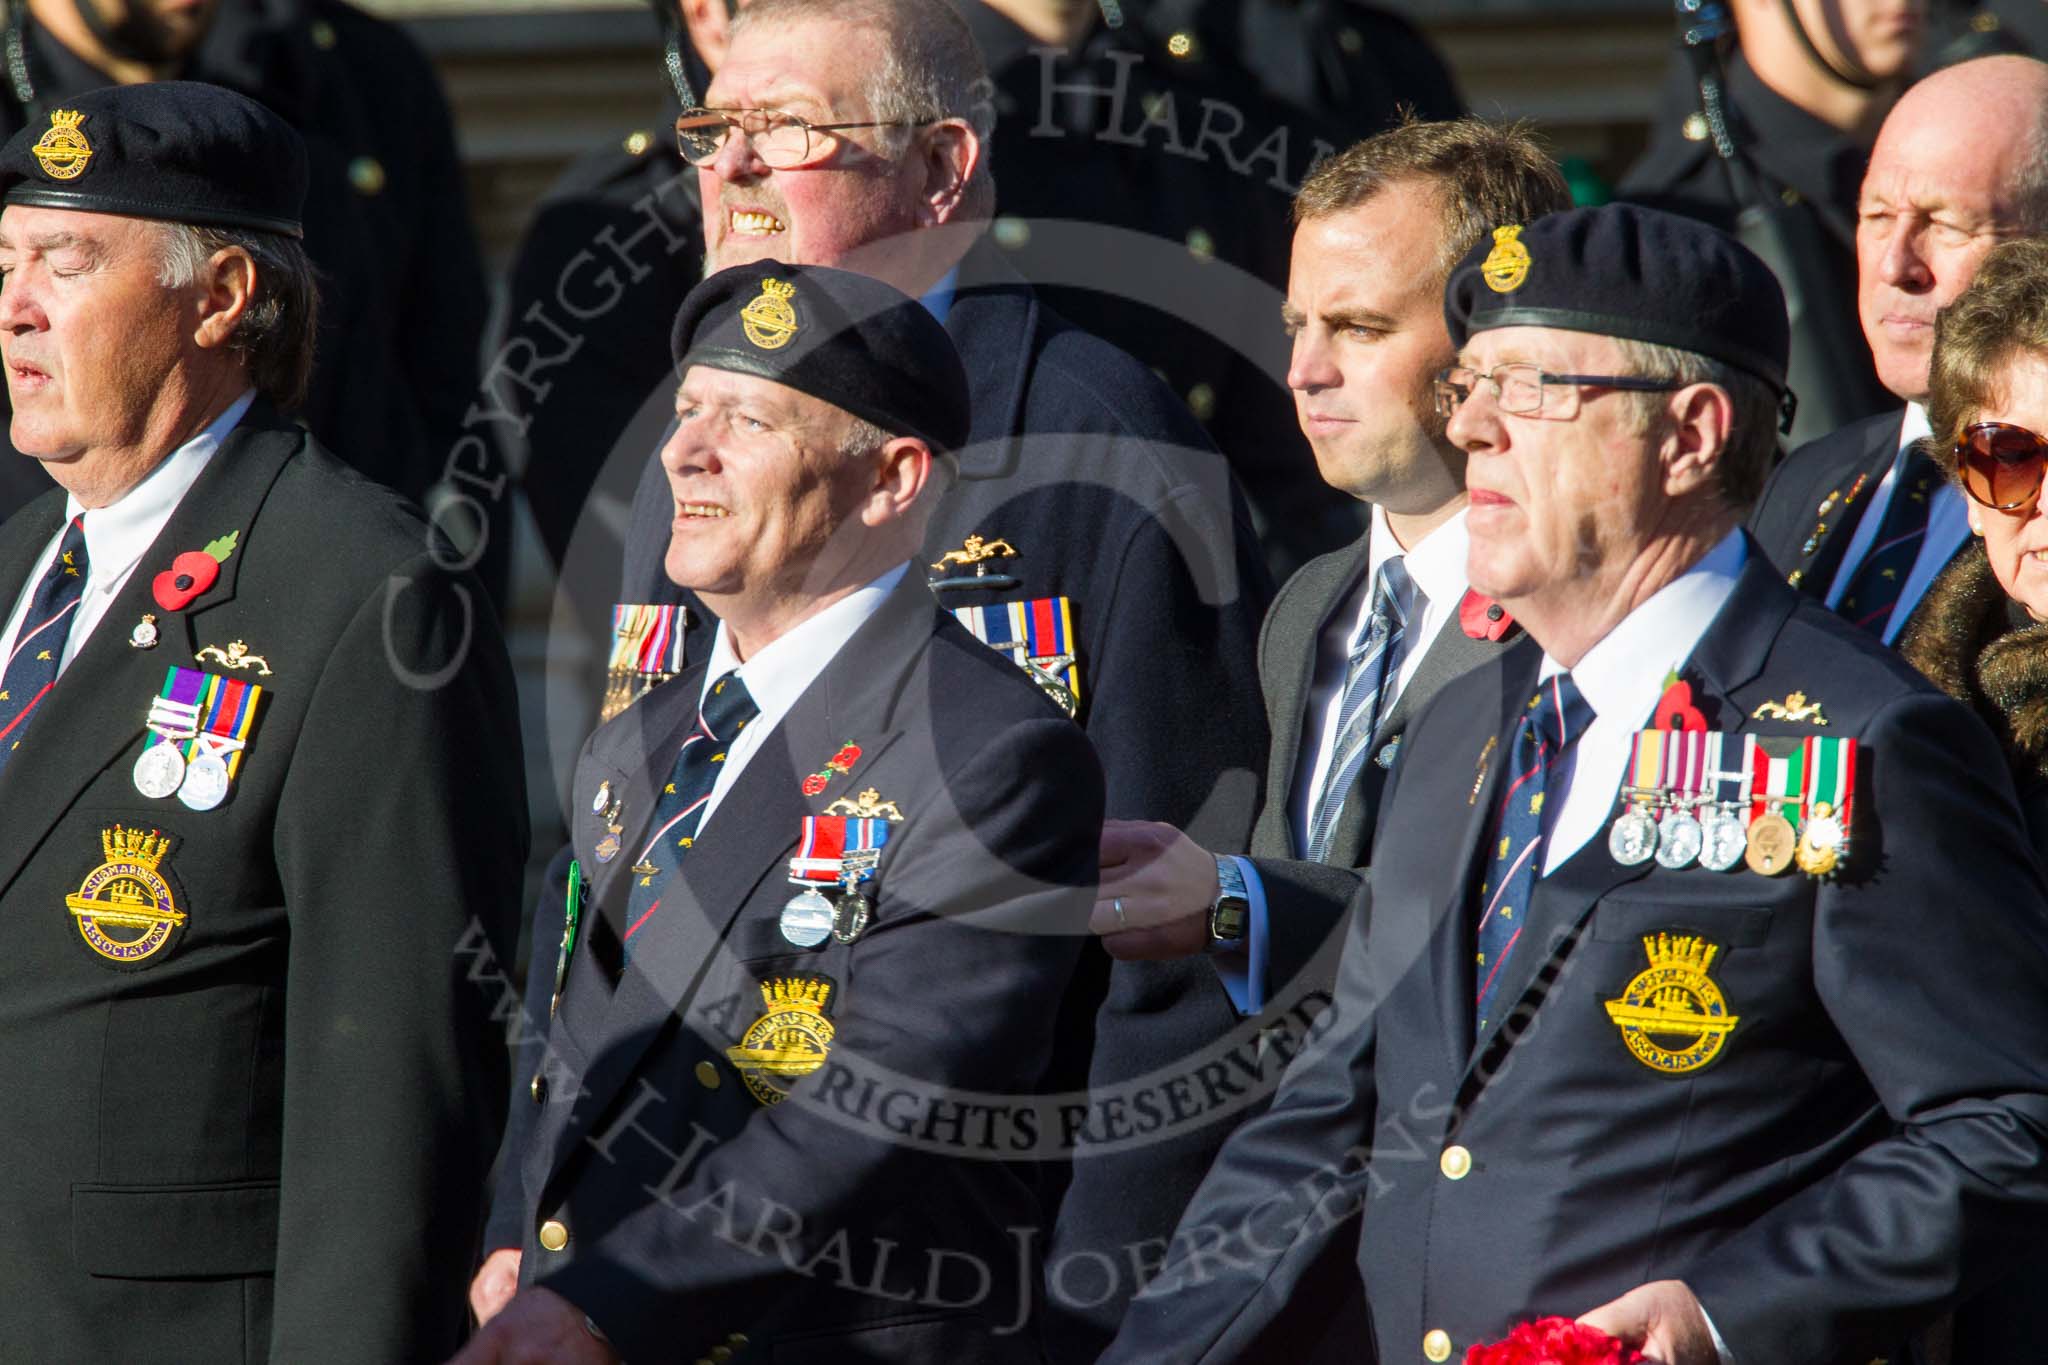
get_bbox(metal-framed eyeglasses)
[1432,363,1684,420]
[675,106,934,169]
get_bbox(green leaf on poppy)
[202,531,239,563]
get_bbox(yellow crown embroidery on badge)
[32,109,92,181]
[1481,224,1531,294]
[740,277,800,350]
[101,824,169,868]
[1603,933,1740,1075]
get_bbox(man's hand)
[468,1247,522,1326]
[1578,1280,1719,1365]
[445,1287,619,1365]
[1095,820,1220,960]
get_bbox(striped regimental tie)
[1303,556,1411,863]
[618,670,760,953]
[0,515,88,778]
[1473,672,1595,1031]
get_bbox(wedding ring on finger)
[1112,897,1127,929]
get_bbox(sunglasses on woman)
[1956,422,2048,512]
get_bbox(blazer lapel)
[1795,415,1901,599]
[1409,647,1538,1073]
[1276,535,1372,859]
[0,417,297,898]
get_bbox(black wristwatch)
[1206,855,1249,952]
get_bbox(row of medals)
[133,735,232,810]
[1608,788,1847,877]
[780,848,879,949]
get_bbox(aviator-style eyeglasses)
[1433,363,1683,419]
[675,106,934,169]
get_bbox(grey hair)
[155,222,319,411]
[731,0,995,219]
[1611,337,1781,509]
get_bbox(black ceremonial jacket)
[506,571,1103,1364]
[0,405,525,1361]
[1103,545,2048,1365]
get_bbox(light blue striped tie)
[1304,557,1411,863]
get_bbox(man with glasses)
[1751,54,2048,639]
[1100,203,2048,1365]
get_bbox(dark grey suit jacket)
[1241,526,1515,999]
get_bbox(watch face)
[1211,898,1248,944]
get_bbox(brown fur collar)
[1899,539,2048,777]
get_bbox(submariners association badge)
[725,976,836,1105]
[740,277,800,351]
[66,826,187,967]
[1481,224,1531,293]
[1602,933,1740,1075]
[32,109,92,181]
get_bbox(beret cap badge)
[1482,224,1530,294]
[740,277,800,351]
[31,110,91,182]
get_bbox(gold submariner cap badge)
[1481,224,1531,294]
[740,277,800,351]
[32,109,92,181]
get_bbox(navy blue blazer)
[504,571,1102,1363]
[1103,545,2048,1365]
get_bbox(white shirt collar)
[701,561,911,716]
[68,389,256,586]
[1365,503,1468,632]
[1899,401,1931,455]
[1540,527,1748,722]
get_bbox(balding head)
[1857,55,2048,401]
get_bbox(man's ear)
[863,435,931,527]
[193,246,255,351]
[679,0,734,72]
[915,119,980,225]
[1661,382,1734,500]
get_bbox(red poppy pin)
[1459,589,1516,642]
[1653,670,1708,732]
[152,531,238,612]
[801,741,862,797]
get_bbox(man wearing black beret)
[1100,203,2048,1364]
[459,261,1101,1365]
[0,82,526,1360]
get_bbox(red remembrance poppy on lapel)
[1459,589,1516,641]
[1653,675,1708,732]
[151,532,238,612]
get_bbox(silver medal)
[1608,807,1658,866]
[780,889,835,947]
[132,740,186,799]
[177,753,231,810]
[1698,807,1748,872]
[1655,809,1704,869]
[832,892,872,944]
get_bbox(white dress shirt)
[693,562,908,828]
[1538,529,1746,874]
[1822,404,1969,645]
[1290,504,1471,851]
[0,390,254,676]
